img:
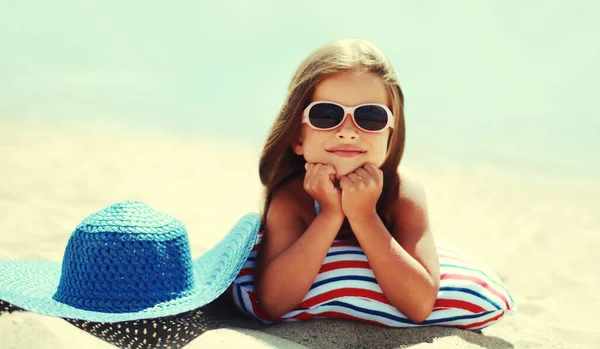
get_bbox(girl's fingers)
[304,163,315,188]
[347,173,362,184]
[339,177,353,191]
[306,163,330,187]
[364,163,383,182]
[329,173,336,183]
[316,164,328,172]
[311,165,322,187]
[355,167,371,181]
[322,164,336,177]
[314,164,333,181]
[318,165,335,189]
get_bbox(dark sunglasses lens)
[355,105,389,131]
[309,103,344,129]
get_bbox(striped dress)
[228,203,515,330]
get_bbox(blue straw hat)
[0,200,260,323]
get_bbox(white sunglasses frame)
[301,101,394,133]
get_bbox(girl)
[254,38,440,323]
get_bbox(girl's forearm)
[348,213,439,323]
[256,211,344,321]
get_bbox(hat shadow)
[1,297,245,349]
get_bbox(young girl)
[254,38,440,324]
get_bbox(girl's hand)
[339,163,383,220]
[304,163,343,216]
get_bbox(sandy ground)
[0,120,598,348]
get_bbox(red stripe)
[319,260,371,273]
[465,310,505,329]
[252,244,260,252]
[453,311,505,330]
[441,273,511,310]
[237,267,254,277]
[434,298,486,313]
[298,288,391,308]
[239,288,505,328]
[290,311,386,327]
[331,241,360,248]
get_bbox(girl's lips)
[329,150,365,158]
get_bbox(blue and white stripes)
[228,235,515,330]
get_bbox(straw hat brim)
[0,213,260,323]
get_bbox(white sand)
[0,120,597,348]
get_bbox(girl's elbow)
[401,298,435,324]
[403,283,439,324]
[407,301,435,324]
[257,297,286,322]
[416,282,440,323]
[255,283,286,322]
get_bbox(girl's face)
[293,72,391,179]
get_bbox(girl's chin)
[332,162,381,179]
[304,158,372,178]
[333,166,359,179]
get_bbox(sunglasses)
[302,101,394,133]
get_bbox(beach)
[1,120,597,348]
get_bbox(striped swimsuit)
[228,201,515,330]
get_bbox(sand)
[0,120,597,348]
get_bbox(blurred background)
[1,0,598,183]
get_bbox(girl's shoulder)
[269,176,315,227]
[390,166,429,229]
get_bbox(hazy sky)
[1,1,598,174]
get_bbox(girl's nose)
[335,114,359,140]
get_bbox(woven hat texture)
[0,200,259,322]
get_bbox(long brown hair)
[258,38,405,230]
